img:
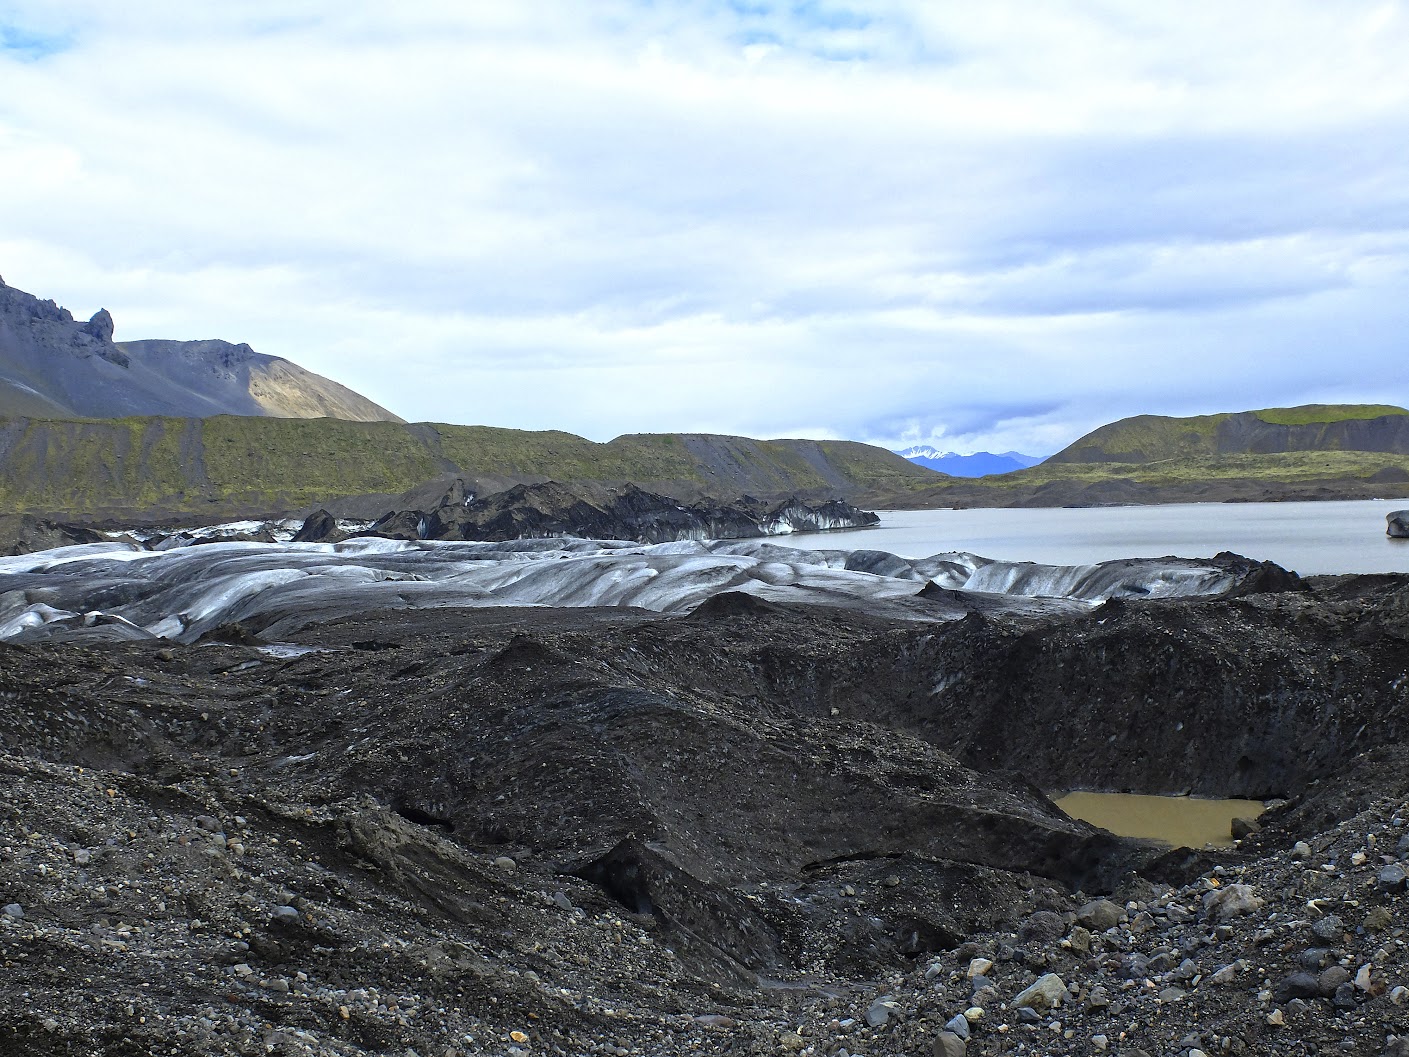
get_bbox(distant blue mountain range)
[894,446,1046,478]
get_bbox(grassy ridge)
[1252,404,1409,426]
[0,415,935,518]
[882,403,1409,507]
[891,446,1409,509]
[935,450,1409,492]
[1049,412,1231,463]
[7,403,1404,519]
[0,417,195,512]
[202,418,442,505]
[1048,403,1409,466]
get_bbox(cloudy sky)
[1,1,1407,455]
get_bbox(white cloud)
[1,1,1408,455]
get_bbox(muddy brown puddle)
[1054,791,1265,848]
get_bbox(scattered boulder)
[1318,965,1352,996]
[1311,914,1345,942]
[1230,815,1261,840]
[1202,883,1264,921]
[1276,972,1322,1002]
[1011,972,1067,1012]
[293,509,348,544]
[1076,898,1125,931]
[865,997,894,1027]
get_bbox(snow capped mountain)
[894,447,1046,478]
[895,445,954,461]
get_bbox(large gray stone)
[1202,883,1263,921]
[1076,898,1124,930]
[1011,972,1067,1012]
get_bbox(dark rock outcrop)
[348,480,880,545]
[1389,510,1409,538]
[81,307,115,343]
[1207,550,1306,595]
[148,525,279,549]
[292,509,347,544]
[0,514,104,556]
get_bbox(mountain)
[0,415,938,520]
[895,446,1045,477]
[0,275,401,422]
[888,404,1409,508]
[1046,404,1409,464]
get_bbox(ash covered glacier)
[321,481,882,546]
[0,537,1298,645]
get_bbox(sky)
[1,2,1407,456]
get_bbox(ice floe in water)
[0,536,1261,644]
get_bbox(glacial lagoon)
[782,497,1409,577]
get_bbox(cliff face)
[1211,409,1409,456]
[0,276,401,423]
[1047,405,1409,464]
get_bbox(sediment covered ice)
[0,536,1272,644]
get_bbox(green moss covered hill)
[908,404,1409,508]
[1046,404,1409,464]
[0,415,938,520]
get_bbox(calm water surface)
[787,498,1409,576]
[1054,792,1266,849]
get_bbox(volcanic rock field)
[3,534,1409,1056]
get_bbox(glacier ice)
[0,536,1274,644]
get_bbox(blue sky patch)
[0,23,71,60]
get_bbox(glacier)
[0,537,1282,645]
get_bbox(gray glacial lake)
[784,498,1409,577]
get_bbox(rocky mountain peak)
[82,308,114,343]
[0,274,402,422]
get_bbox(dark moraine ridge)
[300,480,879,545]
[4,559,1409,1054]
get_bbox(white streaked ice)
[0,536,1253,644]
